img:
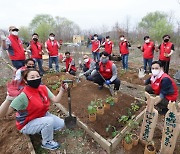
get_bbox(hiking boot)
[41,140,60,150]
[98,85,103,90]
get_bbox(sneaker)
[41,140,60,150]
[98,85,103,90]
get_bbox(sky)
[0,0,180,31]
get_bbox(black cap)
[162,34,170,39]
[49,33,55,36]
[144,36,150,40]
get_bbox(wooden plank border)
[55,103,145,154]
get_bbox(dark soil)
[55,77,145,139]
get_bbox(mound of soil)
[0,116,31,154]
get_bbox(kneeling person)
[145,61,178,115]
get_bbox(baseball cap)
[9,26,19,32]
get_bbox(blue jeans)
[121,54,128,70]
[92,52,100,62]
[12,60,25,69]
[33,58,44,75]
[49,56,59,72]
[20,112,64,144]
[143,58,152,72]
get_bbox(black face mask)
[164,39,169,42]
[27,78,41,88]
[33,38,38,42]
[27,65,35,69]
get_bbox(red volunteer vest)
[105,41,113,55]
[119,41,129,55]
[151,73,178,101]
[30,41,43,59]
[99,61,113,79]
[8,35,25,60]
[159,42,173,61]
[16,85,50,130]
[85,58,93,69]
[92,40,100,52]
[46,39,59,56]
[65,57,77,72]
[142,41,154,59]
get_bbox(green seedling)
[119,115,129,124]
[87,101,97,114]
[127,119,139,129]
[105,96,114,105]
[106,125,118,138]
[124,132,132,144]
[131,103,140,112]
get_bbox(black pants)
[159,60,170,74]
[145,85,169,109]
[69,69,76,76]
[91,73,121,90]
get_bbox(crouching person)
[91,51,121,92]
[81,55,96,79]
[0,69,67,150]
[145,61,178,115]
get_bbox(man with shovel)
[91,51,121,94]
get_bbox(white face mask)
[12,31,18,36]
[106,39,109,42]
[152,69,160,76]
[84,59,89,63]
[145,39,150,43]
[49,36,54,40]
[94,37,97,40]
[120,37,124,41]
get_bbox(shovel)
[63,80,77,128]
[97,71,114,96]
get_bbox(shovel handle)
[67,88,72,116]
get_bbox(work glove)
[105,80,111,85]
[0,35,6,41]
[79,73,84,77]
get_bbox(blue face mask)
[101,57,109,64]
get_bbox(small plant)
[131,103,140,112]
[119,115,129,124]
[105,96,114,105]
[96,99,103,108]
[127,119,139,129]
[87,101,97,114]
[124,132,132,144]
[106,125,118,137]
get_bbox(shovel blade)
[65,116,77,129]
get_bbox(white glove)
[0,35,6,41]
[79,73,84,77]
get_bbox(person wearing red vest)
[1,26,25,69]
[82,55,96,78]
[45,33,60,72]
[102,36,114,56]
[91,34,100,62]
[91,51,120,91]
[145,61,178,115]
[63,51,77,76]
[141,36,155,73]
[27,33,44,75]
[0,69,68,150]
[155,35,175,74]
[119,35,130,70]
